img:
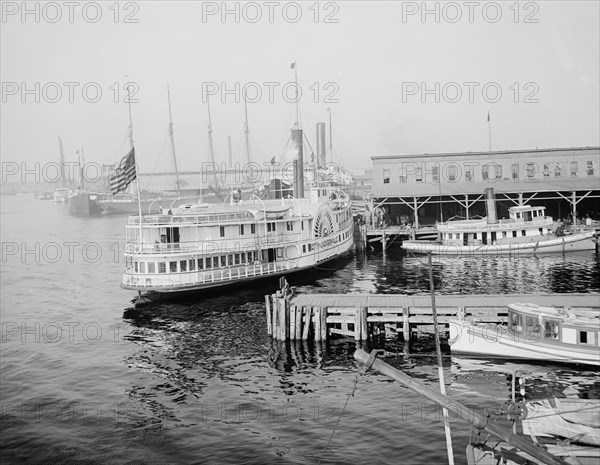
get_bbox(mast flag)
[109,147,137,194]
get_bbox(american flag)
[109,147,137,194]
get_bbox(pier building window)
[251,224,256,234]
[170,261,177,273]
[482,165,488,180]
[399,175,407,183]
[383,169,390,184]
[554,162,562,177]
[511,164,519,180]
[189,260,195,271]
[465,165,473,182]
[543,163,550,178]
[240,224,245,235]
[415,166,423,183]
[571,161,578,177]
[148,263,155,273]
[432,165,439,182]
[159,262,166,273]
[220,226,226,237]
[180,260,187,272]
[525,163,536,179]
[587,161,595,175]
[447,165,457,181]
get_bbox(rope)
[316,367,363,464]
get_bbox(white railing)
[122,260,294,288]
[126,233,305,255]
[128,211,254,226]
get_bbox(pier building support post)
[413,197,419,230]
[572,191,577,225]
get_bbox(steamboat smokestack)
[485,187,497,224]
[292,128,304,198]
[316,122,326,167]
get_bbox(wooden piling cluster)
[265,280,600,343]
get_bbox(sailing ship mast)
[78,145,85,190]
[290,61,304,198]
[58,136,67,188]
[126,84,143,250]
[206,93,219,189]
[167,85,182,195]
[244,98,251,164]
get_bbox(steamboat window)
[277,248,283,258]
[213,257,219,268]
[134,262,138,273]
[301,221,304,231]
[140,262,145,273]
[262,250,268,261]
[148,262,155,273]
[220,256,227,267]
[286,221,293,231]
[234,253,240,265]
[303,245,306,253]
[159,262,166,273]
[199,258,205,269]
[189,260,195,271]
[220,226,225,237]
[228,255,233,266]
[538,228,543,235]
[170,261,177,273]
[521,230,526,236]
[267,222,276,232]
[251,224,256,234]
[180,260,187,272]
[240,224,245,235]
[512,231,517,237]
[502,231,507,238]
[579,331,588,344]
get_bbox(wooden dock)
[265,279,600,342]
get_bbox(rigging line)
[317,370,362,465]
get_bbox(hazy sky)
[1,1,599,177]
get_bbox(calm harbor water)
[1,195,599,464]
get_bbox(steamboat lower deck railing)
[123,260,295,288]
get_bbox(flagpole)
[487,111,492,153]
[327,107,333,164]
[126,83,143,252]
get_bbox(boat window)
[139,262,145,273]
[287,221,293,231]
[180,260,187,272]
[220,226,225,237]
[220,256,226,267]
[198,258,205,269]
[502,231,507,238]
[538,228,543,235]
[240,224,245,235]
[134,262,138,273]
[189,260,195,271]
[228,255,233,266]
[579,331,588,344]
[512,231,517,237]
[521,230,526,236]
[301,221,304,231]
[544,320,559,339]
[170,261,177,273]
[474,233,477,239]
[159,262,166,273]
[213,257,219,268]
[234,253,240,265]
[303,245,306,253]
[148,262,156,273]
[516,212,521,219]
[251,224,256,234]
[525,316,540,338]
